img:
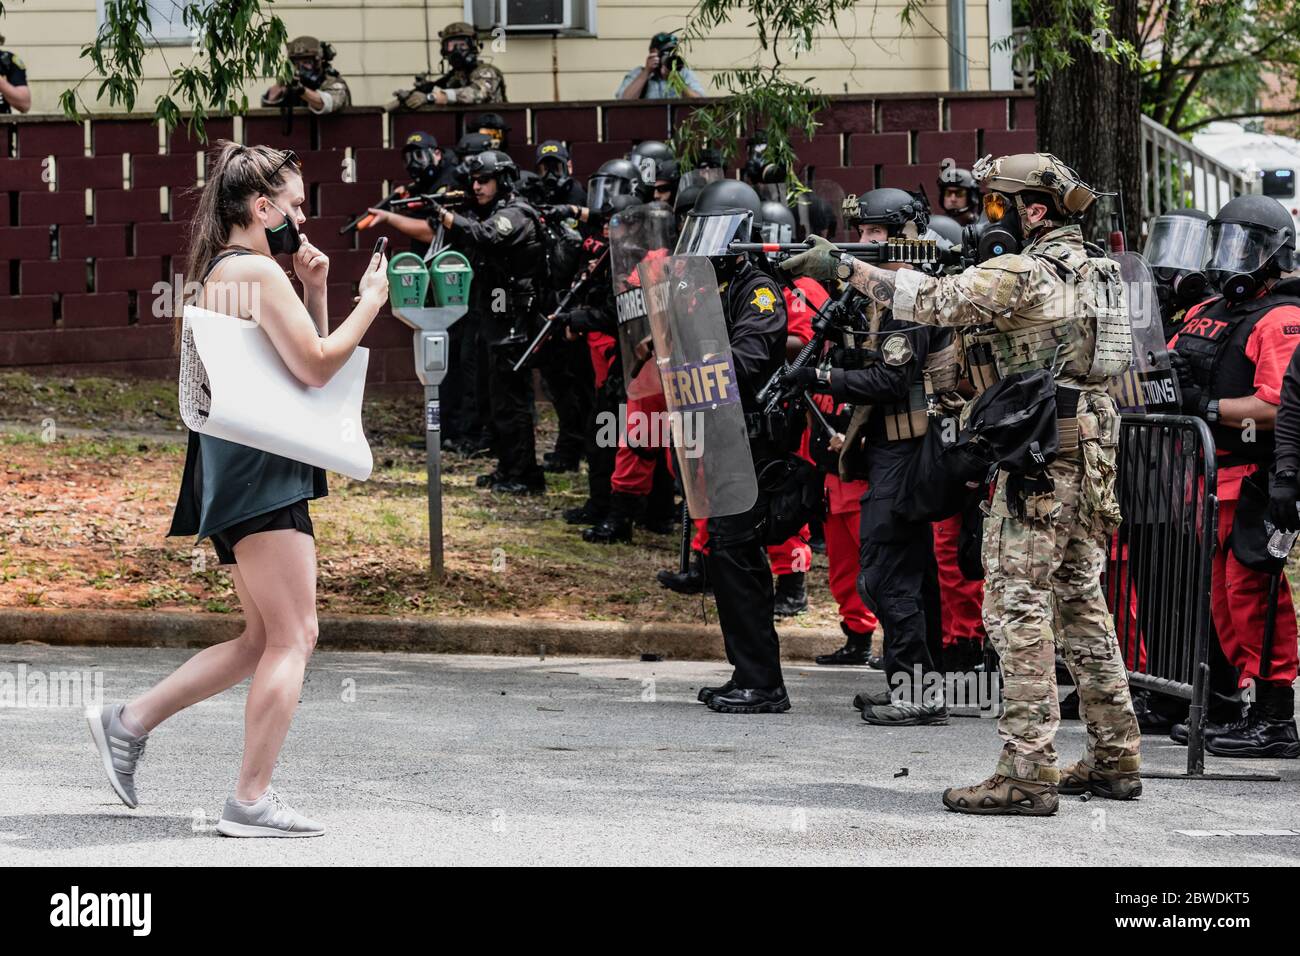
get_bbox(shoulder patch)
[11,55,25,70]
[981,252,1035,274]
[495,214,513,235]
[880,333,913,366]
[750,286,777,313]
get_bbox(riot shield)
[1108,251,1180,413]
[638,254,758,518]
[796,179,848,241]
[610,202,675,400]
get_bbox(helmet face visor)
[1142,215,1210,273]
[675,211,753,256]
[759,220,793,245]
[588,175,631,212]
[1206,220,1287,274]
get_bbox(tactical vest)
[1174,287,1300,464]
[977,249,1131,387]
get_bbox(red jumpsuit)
[931,514,985,649]
[1169,301,1300,690]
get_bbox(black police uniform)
[830,314,948,697]
[443,192,546,489]
[707,260,789,692]
[0,47,27,114]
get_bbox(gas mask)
[962,213,1020,263]
[444,40,478,73]
[264,200,302,256]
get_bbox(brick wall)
[0,93,1035,387]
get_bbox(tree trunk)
[1032,0,1142,250]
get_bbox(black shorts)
[210,500,314,566]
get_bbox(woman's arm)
[238,252,389,388]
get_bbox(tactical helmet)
[1206,194,1297,300]
[587,158,642,216]
[456,132,494,157]
[440,21,480,72]
[287,36,323,59]
[842,188,929,238]
[759,200,797,245]
[938,163,980,209]
[474,112,510,149]
[973,152,1099,219]
[463,149,518,188]
[628,140,676,195]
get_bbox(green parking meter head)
[428,248,473,307]
[387,252,432,310]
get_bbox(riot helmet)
[628,140,676,198]
[937,162,980,217]
[462,149,518,192]
[587,158,641,218]
[759,200,797,245]
[676,179,763,279]
[1205,194,1297,301]
[1143,209,1211,314]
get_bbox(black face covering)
[963,214,1020,263]
[1212,270,1261,303]
[446,44,477,73]
[264,200,302,256]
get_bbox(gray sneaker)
[86,702,148,809]
[217,788,325,838]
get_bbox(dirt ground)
[0,371,845,627]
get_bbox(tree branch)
[1177,106,1300,134]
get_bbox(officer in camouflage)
[261,36,350,114]
[392,22,506,109]
[782,153,1142,816]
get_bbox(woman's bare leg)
[123,567,268,733]
[226,528,319,801]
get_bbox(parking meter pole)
[425,381,443,578]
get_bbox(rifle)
[340,189,470,235]
[511,248,611,374]
[730,238,961,268]
[755,281,862,415]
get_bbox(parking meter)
[390,293,470,578]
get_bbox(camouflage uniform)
[893,222,1142,784]
[262,36,350,114]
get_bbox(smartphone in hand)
[372,236,389,258]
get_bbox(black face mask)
[963,213,1020,263]
[446,45,477,73]
[1211,270,1260,303]
[264,201,302,256]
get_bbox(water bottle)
[1266,503,1300,559]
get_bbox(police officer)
[937,163,980,226]
[628,141,676,202]
[678,181,791,713]
[783,153,1143,815]
[780,188,955,720]
[1144,208,1212,337]
[262,37,350,114]
[364,132,463,246]
[425,150,546,493]
[0,35,31,114]
[395,22,506,108]
[524,141,587,209]
[1170,195,1300,759]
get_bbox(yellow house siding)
[2,0,996,111]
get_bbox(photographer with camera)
[0,34,31,114]
[261,36,350,115]
[615,32,706,100]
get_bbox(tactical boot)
[1206,684,1300,758]
[942,639,985,673]
[942,774,1059,817]
[1058,758,1143,800]
[657,553,709,594]
[1132,688,1183,733]
[706,685,791,714]
[772,572,809,618]
[475,470,504,489]
[861,699,950,726]
[637,510,676,535]
[1169,712,1249,746]
[815,622,877,666]
[493,477,546,496]
[697,680,735,704]
[583,492,639,544]
[563,500,606,526]
[543,452,581,474]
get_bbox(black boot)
[563,500,606,526]
[942,639,984,673]
[543,450,581,473]
[1206,684,1300,758]
[657,553,709,594]
[1132,688,1184,733]
[697,679,735,704]
[815,621,877,666]
[1169,707,1249,746]
[583,492,639,544]
[475,470,504,489]
[1060,688,1080,720]
[772,572,808,618]
[705,685,791,714]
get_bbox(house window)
[96,0,203,47]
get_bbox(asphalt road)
[2,644,1297,866]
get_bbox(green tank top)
[168,250,328,541]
